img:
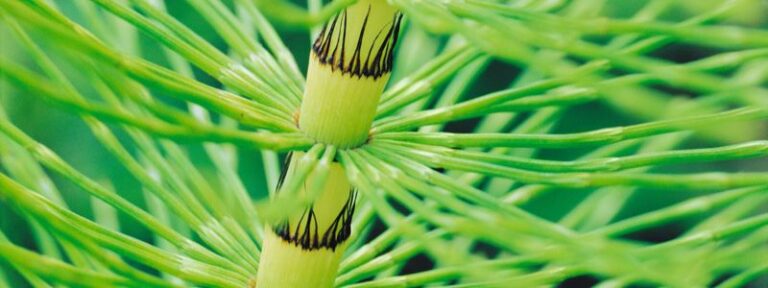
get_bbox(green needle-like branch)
[376,107,768,148]
[1,0,766,287]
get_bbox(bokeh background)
[1,0,767,287]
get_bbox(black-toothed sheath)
[255,1,402,287]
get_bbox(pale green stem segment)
[256,151,352,288]
[300,0,401,149]
[257,1,402,287]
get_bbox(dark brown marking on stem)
[273,189,358,251]
[275,151,293,192]
[312,5,404,79]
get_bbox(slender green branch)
[463,1,768,49]
[590,187,767,237]
[375,107,768,148]
[97,0,295,112]
[180,0,302,108]
[374,61,606,132]
[640,213,768,254]
[420,56,490,133]
[253,0,357,27]
[377,45,483,116]
[238,0,306,91]
[253,144,327,223]
[336,230,448,285]
[374,141,768,189]
[716,262,768,288]
[0,243,143,288]
[0,119,247,274]
[0,0,295,130]
[0,173,248,288]
[345,257,536,288]
[376,139,768,173]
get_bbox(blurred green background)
[1,0,766,287]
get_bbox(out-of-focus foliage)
[0,0,767,287]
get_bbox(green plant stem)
[641,213,768,255]
[686,194,768,235]
[337,229,448,285]
[253,145,327,223]
[0,0,295,130]
[590,187,767,237]
[93,124,262,273]
[717,264,768,288]
[0,243,142,288]
[3,21,287,275]
[339,150,476,269]
[96,0,295,112]
[376,107,768,148]
[464,1,768,49]
[253,0,356,27]
[0,59,308,149]
[376,141,768,189]
[182,0,302,107]
[339,211,431,273]
[153,24,269,242]
[0,227,55,288]
[0,119,248,273]
[377,140,768,173]
[1,0,766,287]
[464,0,701,198]
[344,257,537,287]
[342,149,686,286]
[238,0,306,92]
[0,174,247,288]
[374,64,604,132]
[419,56,490,133]
[447,2,763,96]
[556,134,688,231]
[376,41,765,133]
[377,45,483,116]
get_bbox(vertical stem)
[299,0,403,149]
[256,1,402,287]
[256,154,354,287]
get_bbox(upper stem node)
[299,0,403,149]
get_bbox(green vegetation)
[0,0,766,287]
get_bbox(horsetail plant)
[258,1,401,286]
[0,0,766,287]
